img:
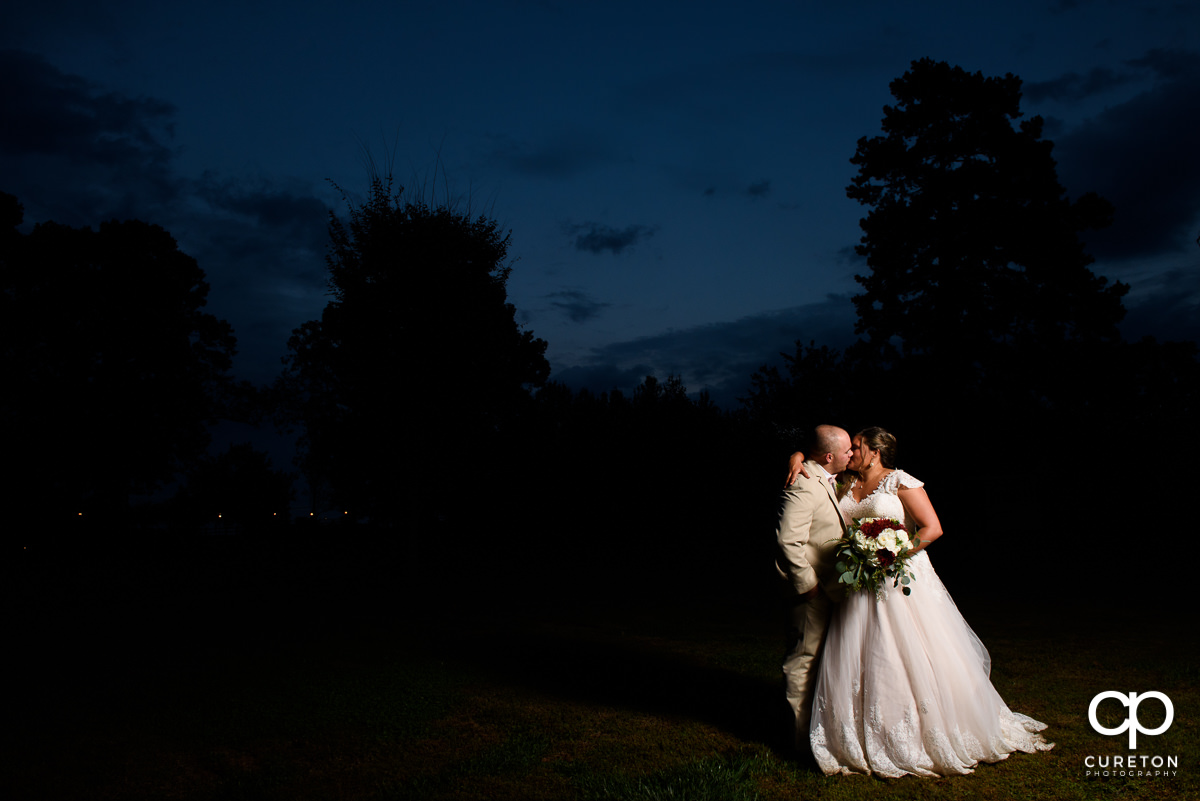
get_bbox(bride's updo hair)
[857,426,897,468]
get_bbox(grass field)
[10,540,1197,800]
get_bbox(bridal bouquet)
[835,517,920,596]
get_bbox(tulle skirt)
[810,552,1053,777]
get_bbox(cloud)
[488,130,613,178]
[836,245,867,268]
[1024,67,1137,104]
[1121,265,1200,345]
[0,48,182,225]
[548,362,659,397]
[194,173,329,250]
[1126,47,1200,80]
[745,180,772,199]
[544,289,612,323]
[0,49,175,159]
[166,174,332,383]
[551,295,858,408]
[0,49,331,386]
[1053,48,1200,260]
[567,221,658,255]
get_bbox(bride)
[789,427,1053,777]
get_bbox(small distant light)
[310,512,314,516]
[78,512,83,516]
[273,512,277,516]
[344,511,349,515]
[218,514,222,518]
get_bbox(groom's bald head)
[811,425,847,455]
[811,425,852,473]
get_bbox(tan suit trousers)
[783,588,831,752]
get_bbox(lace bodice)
[839,469,923,525]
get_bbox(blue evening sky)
[3,0,1198,406]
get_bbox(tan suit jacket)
[774,459,848,600]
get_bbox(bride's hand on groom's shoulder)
[785,451,809,486]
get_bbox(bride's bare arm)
[898,487,943,553]
[785,451,809,486]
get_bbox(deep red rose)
[876,549,896,568]
[859,518,905,539]
[860,519,886,538]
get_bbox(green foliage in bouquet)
[836,517,922,596]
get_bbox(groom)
[775,424,852,756]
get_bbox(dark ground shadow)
[407,600,799,760]
[12,533,805,766]
[15,526,1190,778]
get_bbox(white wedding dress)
[810,469,1053,777]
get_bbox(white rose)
[877,529,898,553]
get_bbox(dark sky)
[3,0,1198,407]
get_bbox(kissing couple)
[775,424,1053,777]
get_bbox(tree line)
[5,59,1197,598]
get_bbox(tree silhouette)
[512,376,761,594]
[738,62,1199,601]
[278,177,549,526]
[742,342,858,439]
[1,191,237,525]
[846,59,1127,390]
[172,443,295,532]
